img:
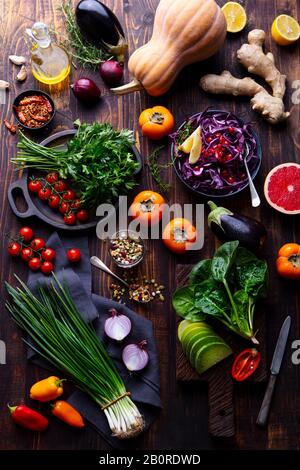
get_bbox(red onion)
[71,78,101,104]
[122,340,149,372]
[99,60,123,87]
[104,308,131,341]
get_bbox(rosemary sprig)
[60,1,110,69]
[147,146,172,195]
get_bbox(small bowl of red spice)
[13,89,55,131]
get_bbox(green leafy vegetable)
[12,122,139,208]
[172,241,268,343]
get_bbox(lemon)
[179,128,198,153]
[271,14,300,46]
[221,2,247,33]
[189,127,202,165]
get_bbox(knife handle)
[256,374,277,427]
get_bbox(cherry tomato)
[38,187,52,201]
[31,238,46,251]
[139,106,175,140]
[64,213,77,225]
[231,349,261,382]
[76,209,89,223]
[59,202,70,214]
[28,257,41,271]
[21,247,33,262]
[46,172,59,184]
[28,179,42,193]
[162,218,197,254]
[54,180,68,193]
[41,261,54,275]
[48,194,61,209]
[19,227,34,242]
[8,242,21,257]
[63,189,77,201]
[67,248,81,263]
[71,199,82,210]
[41,248,56,262]
[129,190,166,226]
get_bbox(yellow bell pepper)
[30,376,65,402]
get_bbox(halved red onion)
[104,308,131,341]
[122,340,149,371]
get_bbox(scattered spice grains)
[109,273,165,304]
[110,233,144,267]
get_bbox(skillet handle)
[8,179,35,219]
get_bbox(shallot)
[71,78,101,104]
[104,308,131,341]
[122,340,149,372]
[100,60,123,87]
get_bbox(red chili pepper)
[28,111,49,123]
[19,96,45,106]
[4,119,17,134]
[231,349,261,382]
[8,404,49,431]
[42,97,53,113]
[17,109,27,124]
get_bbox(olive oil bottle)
[25,22,71,86]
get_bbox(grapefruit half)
[264,163,300,214]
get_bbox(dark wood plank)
[0,0,299,451]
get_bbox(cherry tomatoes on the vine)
[28,257,41,271]
[31,238,46,251]
[19,227,34,242]
[8,242,21,257]
[28,179,42,193]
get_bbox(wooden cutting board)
[175,265,267,437]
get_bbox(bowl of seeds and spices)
[13,90,55,130]
[109,229,145,269]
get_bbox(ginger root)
[199,29,290,124]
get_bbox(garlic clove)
[16,65,27,82]
[9,55,26,65]
[0,80,10,90]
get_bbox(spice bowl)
[13,89,55,131]
[109,229,145,269]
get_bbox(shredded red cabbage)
[170,109,261,196]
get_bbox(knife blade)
[256,315,291,427]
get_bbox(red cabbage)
[170,109,261,196]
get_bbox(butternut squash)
[112,0,227,97]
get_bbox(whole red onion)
[71,78,101,104]
[99,60,123,87]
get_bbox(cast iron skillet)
[8,129,143,232]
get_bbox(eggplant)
[76,0,128,62]
[207,201,267,253]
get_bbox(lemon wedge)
[189,127,202,165]
[179,128,198,154]
[271,14,300,46]
[221,2,247,33]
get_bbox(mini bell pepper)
[276,243,300,280]
[8,404,48,431]
[51,401,85,428]
[30,376,65,402]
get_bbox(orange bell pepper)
[139,106,174,140]
[276,243,300,279]
[52,401,85,428]
[30,376,65,402]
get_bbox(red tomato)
[19,227,34,242]
[162,218,197,254]
[28,257,41,271]
[28,179,42,193]
[63,189,77,201]
[41,248,56,262]
[48,194,61,209]
[46,172,59,184]
[54,181,68,193]
[41,261,54,275]
[59,203,70,215]
[31,238,46,251]
[232,349,261,382]
[8,242,21,257]
[64,213,77,225]
[76,209,89,223]
[67,248,81,263]
[21,247,33,262]
[71,199,82,210]
[38,187,52,201]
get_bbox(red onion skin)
[99,60,123,87]
[71,78,101,104]
[122,341,149,372]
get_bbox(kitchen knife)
[256,315,291,427]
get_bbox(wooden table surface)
[0,0,299,451]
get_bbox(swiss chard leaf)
[211,241,239,283]
[172,286,205,321]
[189,259,212,285]
[194,280,231,319]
